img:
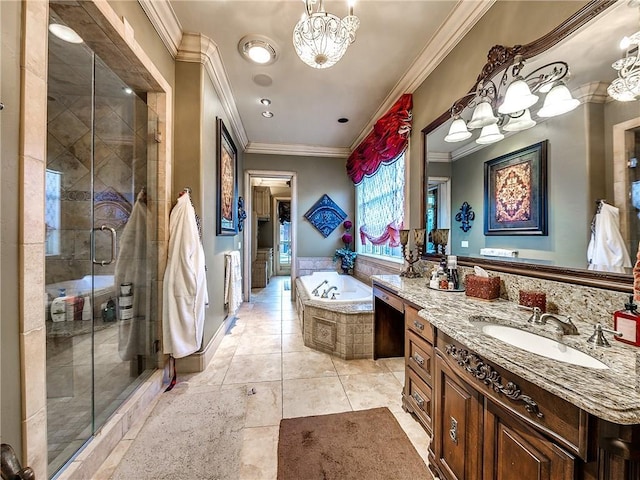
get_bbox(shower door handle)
[91,225,117,266]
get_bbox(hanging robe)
[115,189,148,361]
[587,201,632,272]
[162,192,209,358]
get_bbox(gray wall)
[1,0,23,456]
[450,105,589,267]
[244,154,353,257]
[174,61,244,350]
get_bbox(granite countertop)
[372,274,640,425]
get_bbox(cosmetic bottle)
[614,295,640,347]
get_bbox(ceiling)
[149,0,494,157]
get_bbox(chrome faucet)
[321,286,338,298]
[539,313,579,335]
[311,280,328,296]
[587,323,622,347]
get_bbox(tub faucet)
[540,313,579,335]
[311,280,328,296]
[321,286,338,298]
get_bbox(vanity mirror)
[423,0,639,292]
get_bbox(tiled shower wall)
[45,91,149,285]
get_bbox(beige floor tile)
[283,377,351,418]
[91,439,133,479]
[340,373,404,412]
[235,334,282,355]
[239,425,279,480]
[393,369,405,386]
[282,334,308,353]
[281,320,301,334]
[392,410,431,465]
[282,350,337,380]
[224,354,282,384]
[377,356,405,372]
[242,322,282,336]
[242,381,282,428]
[332,357,388,375]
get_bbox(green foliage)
[333,248,357,269]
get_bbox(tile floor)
[94,275,430,479]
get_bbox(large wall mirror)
[423,0,639,292]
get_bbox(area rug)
[277,407,429,480]
[111,384,247,480]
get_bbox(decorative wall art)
[484,140,548,236]
[304,194,347,237]
[216,118,238,235]
[455,202,475,232]
[237,196,247,232]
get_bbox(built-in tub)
[45,274,114,299]
[298,271,372,303]
[295,272,374,359]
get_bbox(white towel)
[587,201,632,271]
[224,251,243,315]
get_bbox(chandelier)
[608,1,640,102]
[292,0,359,69]
[444,54,579,145]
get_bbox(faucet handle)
[519,305,542,324]
[587,323,622,347]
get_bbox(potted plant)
[334,220,357,274]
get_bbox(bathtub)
[298,271,372,303]
[295,272,374,359]
[46,275,115,299]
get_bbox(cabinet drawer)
[405,305,433,343]
[406,367,433,434]
[373,286,404,313]
[406,330,433,385]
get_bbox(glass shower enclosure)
[45,13,158,476]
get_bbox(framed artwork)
[484,140,548,236]
[216,117,238,236]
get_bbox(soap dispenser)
[613,295,640,347]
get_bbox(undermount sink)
[480,324,609,370]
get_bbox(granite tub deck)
[295,277,374,359]
[372,274,640,425]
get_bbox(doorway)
[243,171,297,301]
[45,13,158,475]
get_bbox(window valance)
[346,93,413,184]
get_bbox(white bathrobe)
[162,193,209,358]
[587,201,632,271]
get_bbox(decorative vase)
[341,259,350,275]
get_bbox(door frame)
[272,196,292,275]
[243,170,297,301]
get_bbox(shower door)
[45,13,158,477]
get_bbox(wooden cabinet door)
[433,353,482,480]
[484,400,575,480]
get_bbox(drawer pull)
[412,392,425,409]
[412,353,425,366]
[449,416,458,445]
[413,320,424,331]
[445,344,544,418]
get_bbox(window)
[356,153,406,258]
[45,169,62,256]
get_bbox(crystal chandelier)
[607,1,640,102]
[292,0,359,69]
[444,55,579,145]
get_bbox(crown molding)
[575,81,611,104]
[245,142,349,158]
[350,0,496,151]
[177,32,250,150]
[138,0,182,57]
[428,152,452,163]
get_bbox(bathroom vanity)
[372,275,640,480]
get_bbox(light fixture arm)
[522,61,570,93]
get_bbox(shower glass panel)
[45,14,158,477]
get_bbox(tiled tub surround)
[373,275,640,424]
[295,276,374,359]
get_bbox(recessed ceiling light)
[260,98,271,106]
[123,87,134,95]
[262,111,274,118]
[239,35,278,65]
[49,23,83,44]
[338,117,349,123]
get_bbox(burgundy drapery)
[359,220,403,247]
[346,93,413,185]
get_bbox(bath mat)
[277,407,429,480]
[111,384,247,480]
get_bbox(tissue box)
[464,274,501,301]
